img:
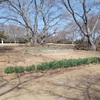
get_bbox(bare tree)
[62,21,78,44]
[0,0,40,45]
[37,0,62,44]
[0,0,8,4]
[0,0,62,45]
[60,0,100,50]
[3,25,27,43]
[0,0,31,44]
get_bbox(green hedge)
[4,65,35,74]
[37,57,100,70]
[14,66,25,73]
[4,57,100,74]
[4,66,15,74]
[25,65,35,72]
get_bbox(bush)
[4,66,14,74]
[18,38,29,43]
[0,31,7,41]
[14,66,25,73]
[74,39,89,50]
[4,57,100,73]
[37,57,100,70]
[59,59,70,67]
[25,65,35,72]
[37,59,84,70]
[96,45,100,51]
[75,43,89,50]
[4,65,35,74]
[37,62,50,70]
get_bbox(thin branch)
[91,14,100,34]
[0,17,26,27]
[67,0,86,35]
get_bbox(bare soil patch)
[0,44,100,100]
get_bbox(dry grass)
[0,44,100,100]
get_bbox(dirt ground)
[0,44,100,100]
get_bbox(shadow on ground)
[0,69,100,100]
[0,46,13,53]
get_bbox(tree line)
[0,0,100,50]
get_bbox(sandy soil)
[0,45,100,100]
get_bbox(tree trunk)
[33,34,38,45]
[87,35,96,50]
[29,34,38,45]
[29,37,34,45]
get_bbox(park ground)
[0,44,100,100]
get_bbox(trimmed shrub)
[4,66,14,74]
[14,66,25,73]
[4,57,100,73]
[37,57,100,70]
[37,62,50,70]
[25,65,35,72]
